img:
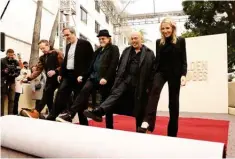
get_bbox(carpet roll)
[1,115,224,158]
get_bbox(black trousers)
[13,92,21,115]
[99,80,143,131]
[52,74,87,125]
[35,82,58,113]
[35,100,41,109]
[145,72,181,137]
[70,79,113,128]
[1,82,15,116]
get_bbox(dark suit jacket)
[155,37,187,77]
[112,45,155,117]
[60,39,94,78]
[87,44,120,85]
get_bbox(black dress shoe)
[46,114,56,121]
[39,114,46,119]
[56,112,72,123]
[137,122,150,133]
[83,108,104,122]
[137,127,147,133]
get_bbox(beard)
[132,43,139,48]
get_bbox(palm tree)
[139,29,150,43]
[29,0,43,67]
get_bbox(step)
[228,106,235,115]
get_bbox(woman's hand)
[181,76,186,86]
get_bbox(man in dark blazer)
[55,30,120,129]
[47,27,94,125]
[83,31,156,131]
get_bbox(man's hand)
[77,76,83,83]
[99,78,107,85]
[47,70,56,77]
[181,76,187,86]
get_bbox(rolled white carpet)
[1,115,224,158]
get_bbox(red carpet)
[87,115,229,154]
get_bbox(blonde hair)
[160,17,177,45]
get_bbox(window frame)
[80,6,88,24]
[95,21,100,34]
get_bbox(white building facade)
[75,0,130,52]
[0,0,130,61]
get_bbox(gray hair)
[62,26,76,35]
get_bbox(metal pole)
[0,0,11,20]
[153,0,155,15]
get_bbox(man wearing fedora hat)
[96,29,111,37]
[56,29,120,129]
[83,31,156,132]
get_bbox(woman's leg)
[167,76,181,137]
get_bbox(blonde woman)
[139,18,187,137]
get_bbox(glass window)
[81,6,87,24]
[95,21,100,34]
[95,1,100,13]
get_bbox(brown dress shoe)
[20,108,39,118]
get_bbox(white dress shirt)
[66,39,78,69]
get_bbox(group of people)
[1,50,48,117]
[1,17,187,136]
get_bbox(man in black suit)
[83,31,156,131]
[55,29,120,129]
[47,27,94,125]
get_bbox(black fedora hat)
[97,29,111,37]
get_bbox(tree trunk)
[49,9,59,49]
[29,0,43,67]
